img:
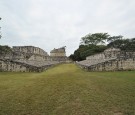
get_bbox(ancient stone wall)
[0,46,68,72]
[86,48,121,61]
[50,56,68,62]
[13,46,48,56]
[86,58,135,71]
[0,59,27,72]
[77,48,135,71]
[86,53,105,63]
[50,47,66,57]
[0,46,51,62]
[0,46,57,72]
[0,59,60,72]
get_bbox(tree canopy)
[81,33,110,45]
[108,38,135,51]
[69,33,135,61]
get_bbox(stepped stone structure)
[0,46,68,72]
[50,46,68,62]
[50,46,66,56]
[77,48,135,71]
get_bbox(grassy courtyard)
[0,64,135,115]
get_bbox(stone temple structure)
[50,46,68,62]
[0,46,68,72]
[50,46,66,56]
[77,48,135,71]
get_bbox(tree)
[69,32,135,61]
[81,33,110,45]
[69,44,107,61]
[107,35,123,43]
[107,38,135,51]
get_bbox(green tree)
[108,38,135,51]
[69,32,135,61]
[69,44,107,61]
[81,33,110,45]
[107,35,123,43]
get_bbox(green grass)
[0,64,135,115]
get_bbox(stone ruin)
[77,48,135,71]
[50,46,68,62]
[0,46,68,72]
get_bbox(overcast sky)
[0,0,135,56]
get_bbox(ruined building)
[50,46,68,62]
[50,46,66,56]
[0,46,68,72]
[77,48,135,71]
[12,46,49,61]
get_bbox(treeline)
[0,45,12,54]
[69,33,135,61]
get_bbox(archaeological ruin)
[0,46,68,72]
[77,48,135,71]
[1,46,135,72]
[50,46,68,62]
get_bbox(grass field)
[0,64,135,115]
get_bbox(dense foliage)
[81,33,110,45]
[69,33,135,61]
[69,45,107,61]
[108,38,135,51]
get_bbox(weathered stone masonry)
[0,59,59,72]
[77,48,135,71]
[50,46,68,62]
[0,46,67,72]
